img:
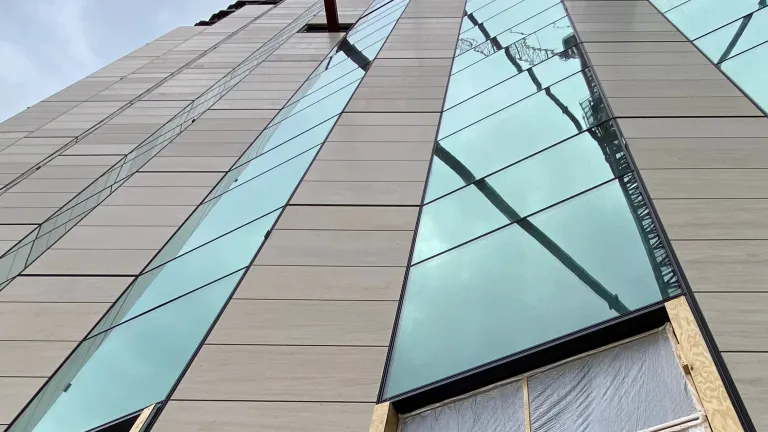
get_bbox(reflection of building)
[0,0,764,430]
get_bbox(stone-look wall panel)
[154,0,465,430]
[0,3,324,427]
[566,0,766,429]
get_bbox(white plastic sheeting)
[400,380,525,432]
[529,330,697,432]
[399,328,700,432]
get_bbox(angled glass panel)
[9,270,243,432]
[384,179,672,398]
[236,80,358,165]
[459,0,562,48]
[664,0,766,39]
[455,6,567,73]
[426,70,607,201]
[441,45,584,137]
[721,41,768,112]
[649,0,690,12]
[348,10,403,45]
[91,211,278,334]
[149,151,317,269]
[350,0,408,37]
[214,117,337,198]
[414,124,624,262]
[260,77,360,139]
[464,0,526,28]
[447,16,577,108]
[465,0,506,14]
[460,0,552,33]
[695,7,768,63]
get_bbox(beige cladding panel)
[0,6,340,427]
[173,345,387,401]
[0,378,46,425]
[154,401,373,432]
[570,0,766,429]
[164,0,463,430]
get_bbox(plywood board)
[370,402,398,432]
[665,297,743,432]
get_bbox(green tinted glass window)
[649,0,690,12]
[695,8,768,63]
[465,0,527,28]
[441,47,584,137]
[446,16,576,109]
[385,180,670,397]
[665,0,765,39]
[151,150,316,266]
[91,211,279,334]
[414,124,623,262]
[456,3,566,72]
[9,270,243,432]
[721,42,768,112]
[426,71,607,201]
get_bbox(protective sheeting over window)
[401,381,525,432]
[529,330,697,432]
[399,327,705,432]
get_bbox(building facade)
[0,0,765,430]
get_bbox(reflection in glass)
[7,0,413,430]
[223,116,337,197]
[441,45,584,137]
[649,0,691,12]
[414,123,626,263]
[664,0,765,39]
[150,150,318,268]
[426,70,608,201]
[90,211,279,335]
[465,0,527,29]
[236,79,358,165]
[459,2,563,65]
[695,7,768,63]
[385,179,677,397]
[9,270,244,432]
[447,16,577,108]
[721,41,768,112]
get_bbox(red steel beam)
[323,0,340,32]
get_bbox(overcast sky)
[0,0,234,122]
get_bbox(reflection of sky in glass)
[427,71,595,201]
[664,0,764,39]
[442,45,582,136]
[25,271,243,432]
[455,4,566,72]
[695,7,768,63]
[467,0,529,26]
[414,128,618,262]
[721,42,768,112]
[386,181,664,397]
[448,16,574,108]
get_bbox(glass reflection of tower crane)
[714,0,766,63]
[431,11,680,312]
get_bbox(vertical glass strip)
[6,0,412,430]
[382,0,681,399]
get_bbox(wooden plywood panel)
[369,402,398,432]
[665,297,743,432]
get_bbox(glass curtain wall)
[382,0,681,399]
[651,0,768,112]
[5,1,411,431]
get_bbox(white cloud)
[0,41,50,121]
[38,0,101,74]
